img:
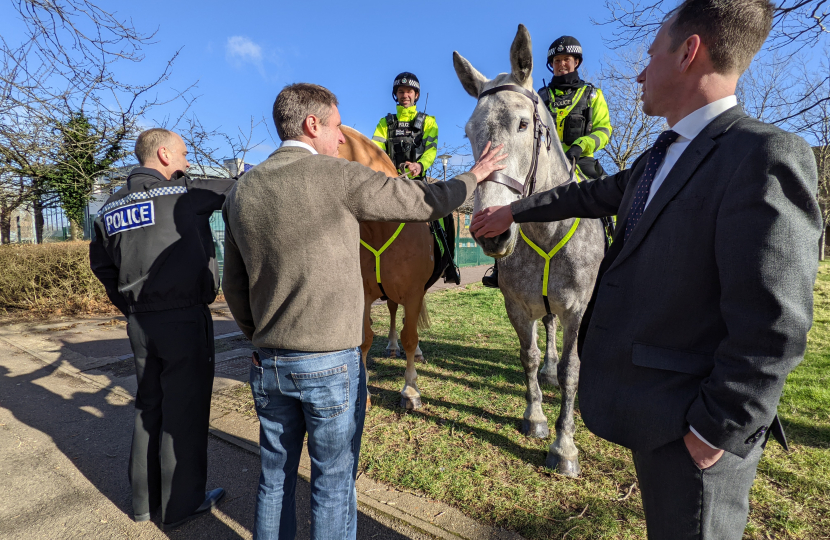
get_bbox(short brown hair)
[272,83,339,141]
[134,128,175,165]
[667,0,774,74]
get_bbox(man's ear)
[302,115,318,138]
[156,146,170,166]
[679,34,702,73]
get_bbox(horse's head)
[454,24,561,258]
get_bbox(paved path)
[0,265,522,540]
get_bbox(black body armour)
[384,112,428,173]
[541,83,595,146]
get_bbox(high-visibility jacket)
[542,83,612,159]
[372,105,438,175]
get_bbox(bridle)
[476,84,553,198]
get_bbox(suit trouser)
[632,436,765,540]
[126,304,215,524]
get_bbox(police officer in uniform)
[372,72,460,284]
[89,128,232,529]
[482,36,613,288]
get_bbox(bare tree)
[593,0,830,122]
[796,68,830,260]
[596,47,667,173]
[179,115,273,178]
[0,0,194,243]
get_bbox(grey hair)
[272,83,339,141]
[134,128,175,165]
[666,0,774,75]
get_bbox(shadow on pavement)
[0,344,429,539]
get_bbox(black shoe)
[443,264,461,285]
[162,488,226,531]
[482,266,499,288]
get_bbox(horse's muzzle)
[473,226,516,258]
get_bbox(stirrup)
[481,266,499,288]
[443,263,461,285]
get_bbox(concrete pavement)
[0,265,522,540]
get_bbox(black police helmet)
[546,36,583,72]
[392,72,421,103]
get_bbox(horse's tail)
[418,298,431,331]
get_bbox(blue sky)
[0,0,619,166]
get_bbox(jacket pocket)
[291,364,349,419]
[662,196,704,214]
[631,343,714,377]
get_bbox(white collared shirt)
[280,139,318,155]
[644,95,738,208]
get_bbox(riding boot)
[482,262,499,288]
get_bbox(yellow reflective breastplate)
[518,170,583,314]
[360,223,406,287]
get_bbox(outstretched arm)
[471,165,635,238]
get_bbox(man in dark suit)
[470,0,821,538]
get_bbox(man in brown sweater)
[221,83,505,540]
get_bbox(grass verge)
[225,262,830,539]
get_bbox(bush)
[0,241,117,316]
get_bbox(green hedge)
[0,242,115,315]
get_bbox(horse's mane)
[340,125,398,176]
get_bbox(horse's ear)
[510,24,533,87]
[453,51,488,98]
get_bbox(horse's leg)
[386,300,401,358]
[360,295,375,410]
[505,299,549,438]
[398,295,423,409]
[539,313,559,387]
[545,310,582,477]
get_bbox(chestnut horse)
[339,126,434,409]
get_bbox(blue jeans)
[250,347,366,540]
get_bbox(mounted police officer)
[372,72,460,284]
[482,36,613,288]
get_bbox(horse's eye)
[518,120,529,132]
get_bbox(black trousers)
[632,436,765,540]
[126,304,215,524]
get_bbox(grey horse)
[453,24,605,476]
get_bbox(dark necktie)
[624,130,680,241]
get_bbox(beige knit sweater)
[221,146,476,351]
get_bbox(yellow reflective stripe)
[519,219,581,297]
[359,223,406,283]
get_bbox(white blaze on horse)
[454,25,605,476]
[339,126,434,410]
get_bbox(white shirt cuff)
[689,426,720,450]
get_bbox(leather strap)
[478,84,539,104]
[483,171,525,194]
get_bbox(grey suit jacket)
[511,106,821,458]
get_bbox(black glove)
[565,145,583,163]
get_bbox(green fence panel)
[455,214,494,268]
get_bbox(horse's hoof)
[400,396,422,410]
[521,419,550,439]
[414,354,426,364]
[539,373,559,387]
[387,349,400,358]
[545,454,580,477]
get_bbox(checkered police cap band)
[97,186,188,216]
[548,44,582,57]
[395,77,420,90]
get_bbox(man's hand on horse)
[470,205,514,238]
[469,142,508,184]
[403,162,423,177]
